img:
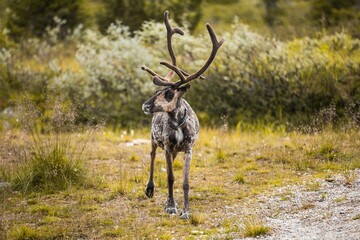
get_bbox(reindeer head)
[142,85,190,115]
[141,11,224,115]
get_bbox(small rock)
[190,230,204,235]
[325,178,335,182]
[0,182,10,188]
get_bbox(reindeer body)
[142,89,199,218]
[151,99,199,153]
[141,11,223,219]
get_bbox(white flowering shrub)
[51,22,159,126]
[1,20,359,127]
[185,23,360,125]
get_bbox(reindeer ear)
[177,84,191,92]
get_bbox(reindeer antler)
[164,10,183,79]
[141,10,224,88]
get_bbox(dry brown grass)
[1,127,359,239]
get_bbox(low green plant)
[12,144,86,192]
[233,172,246,184]
[40,216,61,225]
[334,196,347,203]
[10,225,40,240]
[173,160,183,170]
[190,212,206,226]
[109,181,129,198]
[242,218,271,238]
[129,152,140,162]
[216,149,227,163]
[300,202,315,210]
[315,143,341,162]
[109,166,131,198]
[342,169,357,185]
[9,99,94,192]
[305,180,322,191]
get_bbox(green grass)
[233,171,246,184]
[242,217,271,238]
[4,100,92,193]
[305,180,322,191]
[1,126,359,239]
[190,212,206,226]
[11,145,86,192]
[9,225,40,240]
[334,196,347,203]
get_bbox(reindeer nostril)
[142,104,152,115]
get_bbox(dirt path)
[242,170,360,239]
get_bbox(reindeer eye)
[165,90,174,102]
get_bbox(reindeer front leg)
[180,149,192,219]
[145,144,157,198]
[165,150,178,214]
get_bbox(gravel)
[244,169,360,240]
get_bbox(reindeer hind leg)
[165,150,178,214]
[180,149,192,219]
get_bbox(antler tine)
[164,10,206,81]
[164,10,184,65]
[164,10,184,79]
[141,66,175,87]
[173,24,224,88]
[141,66,168,82]
[152,76,175,87]
[160,61,186,82]
[141,11,212,88]
[140,10,183,86]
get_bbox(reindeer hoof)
[145,183,155,198]
[165,207,178,214]
[180,211,189,219]
[165,200,178,214]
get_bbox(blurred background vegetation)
[0,0,359,129]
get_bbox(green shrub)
[12,142,86,192]
[6,0,84,41]
[1,19,359,128]
[10,225,40,240]
[99,0,202,33]
[242,218,271,237]
[9,99,92,192]
[234,172,246,184]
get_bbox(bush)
[6,0,84,41]
[1,20,359,128]
[187,23,360,125]
[98,0,202,33]
[9,99,93,192]
[12,142,86,192]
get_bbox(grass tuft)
[12,146,86,192]
[190,212,206,226]
[7,99,95,193]
[216,149,228,163]
[305,180,322,191]
[129,152,140,162]
[10,225,40,240]
[342,169,357,185]
[242,218,271,238]
[233,172,246,184]
[334,196,347,203]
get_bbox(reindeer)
[141,10,224,219]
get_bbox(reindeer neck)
[168,101,187,130]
